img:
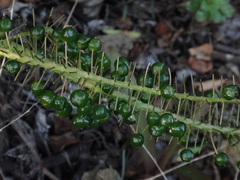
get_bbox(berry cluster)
[1,17,240,166]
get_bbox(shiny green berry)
[61,27,78,43]
[159,113,174,127]
[30,26,45,40]
[88,38,101,51]
[115,63,129,77]
[76,34,91,50]
[80,53,91,71]
[119,103,132,119]
[90,118,101,129]
[149,125,165,137]
[70,89,89,107]
[101,83,113,93]
[114,56,130,69]
[151,62,166,75]
[66,42,79,60]
[57,102,72,117]
[140,92,152,103]
[130,133,144,147]
[147,112,160,126]
[0,18,14,32]
[5,60,20,74]
[169,121,186,137]
[204,90,219,98]
[30,81,45,97]
[214,152,229,166]
[52,28,62,42]
[39,90,56,108]
[180,149,194,162]
[116,100,127,113]
[222,85,239,100]
[124,115,138,124]
[77,100,91,116]
[94,52,111,70]
[110,71,125,82]
[53,96,67,111]
[160,84,175,99]
[72,114,91,128]
[137,73,154,88]
[92,105,109,119]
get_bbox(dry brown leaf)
[0,0,13,7]
[188,56,213,74]
[49,134,79,153]
[53,117,79,135]
[189,44,213,61]
[194,79,226,92]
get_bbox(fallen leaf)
[189,44,213,61]
[53,117,78,135]
[0,0,13,7]
[188,56,213,73]
[49,134,79,154]
[194,79,226,92]
[114,16,133,30]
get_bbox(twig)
[63,0,79,28]
[0,102,38,132]
[130,125,168,180]
[141,151,216,180]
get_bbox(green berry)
[214,152,229,166]
[61,27,78,43]
[67,42,79,60]
[180,149,194,162]
[149,125,165,137]
[30,26,45,40]
[222,85,238,100]
[77,100,91,116]
[81,53,91,71]
[90,118,101,128]
[70,89,89,107]
[228,135,239,146]
[53,96,67,111]
[116,100,127,114]
[115,63,129,77]
[160,84,175,99]
[137,73,154,88]
[159,113,174,127]
[5,60,20,74]
[119,103,132,119]
[76,34,91,50]
[0,18,14,32]
[88,38,101,51]
[114,56,130,69]
[204,90,219,98]
[110,71,125,82]
[94,52,111,71]
[101,83,113,93]
[140,92,152,103]
[159,74,170,85]
[52,28,62,42]
[57,102,72,117]
[37,48,45,56]
[151,62,166,75]
[130,133,144,147]
[124,115,138,124]
[72,114,91,128]
[39,90,56,108]
[92,105,109,119]
[30,81,45,97]
[147,112,160,126]
[169,121,186,137]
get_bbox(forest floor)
[0,0,240,180]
